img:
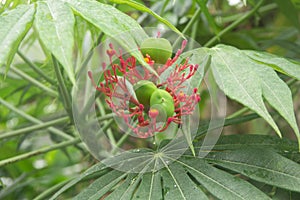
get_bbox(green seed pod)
[150,89,174,121]
[140,38,173,64]
[134,80,157,111]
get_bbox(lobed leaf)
[177,157,271,200]
[160,162,209,200]
[206,148,300,192]
[35,0,75,84]
[62,0,159,76]
[74,171,127,200]
[210,44,281,137]
[250,63,300,148]
[132,173,162,200]
[0,4,35,72]
[50,135,300,199]
[244,50,300,81]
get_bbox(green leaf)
[199,134,298,152]
[177,157,271,200]
[49,163,108,200]
[50,135,300,200]
[35,0,75,85]
[210,44,281,137]
[74,170,127,200]
[273,0,300,29]
[105,174,139,200]
[244,50,300,81]
[63,0,158,76]
[291,0,300,9]
[0,4,35,71]
[132,173,162,200]
[161,162,209,200]
[250,63,300,149]
[110,0,185,39]
[196,0,220,35]
[206,148,300,192]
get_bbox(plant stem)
[219,3,277,24]
[17,51,56,85]
[0,138,81,167]
[173,7,202,48]
[196,0,219,35]
[195,113,260,141]
[111,125,134,155]
[160,0,170,16]
[10,66,58,97]
[0,117,69,140]
[52,55,73,120]
[226,107,250,119]
[204,0,265,47]
[0,97,74,140]
[76,33,104,77]
[76,33,104,117]
[33,179,70,200]
[96,99,117,147]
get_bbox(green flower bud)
[134,80,157,111]
[150,89,174,121]
[140,38,173,64]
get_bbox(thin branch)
[52,55,73,120]
[0,117,69,140]
[204,0,265,47]
[0,97,74,140]
[10,66,58,97]
[0,138,81,167]
[17,50,56,85]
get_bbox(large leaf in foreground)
[210,45,281,137]
[0,4,35,71]
[207,148,300,192]
[49,135,300,199]
[35,0,75,84]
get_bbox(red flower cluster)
[88,40,200,138]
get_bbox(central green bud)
[140,38,173,64]
[150,89,175,121]
[134,80,157,111]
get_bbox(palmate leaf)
[0,4,35,72]
[49,135,300,199]
[209,45,300,147]
[244,50,300,81]
[250,62,300,147]
[206,148,300,192]
[35,0,75,85]
[62,0,158,76]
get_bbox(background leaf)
[110,0,185,39]
[0,4,35,71]
[244,50,300,81]
[250,62,300,148]
[273,0,300,30]
[35,0,75,84]
[209,44,281,137]
[206,148,300,192]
